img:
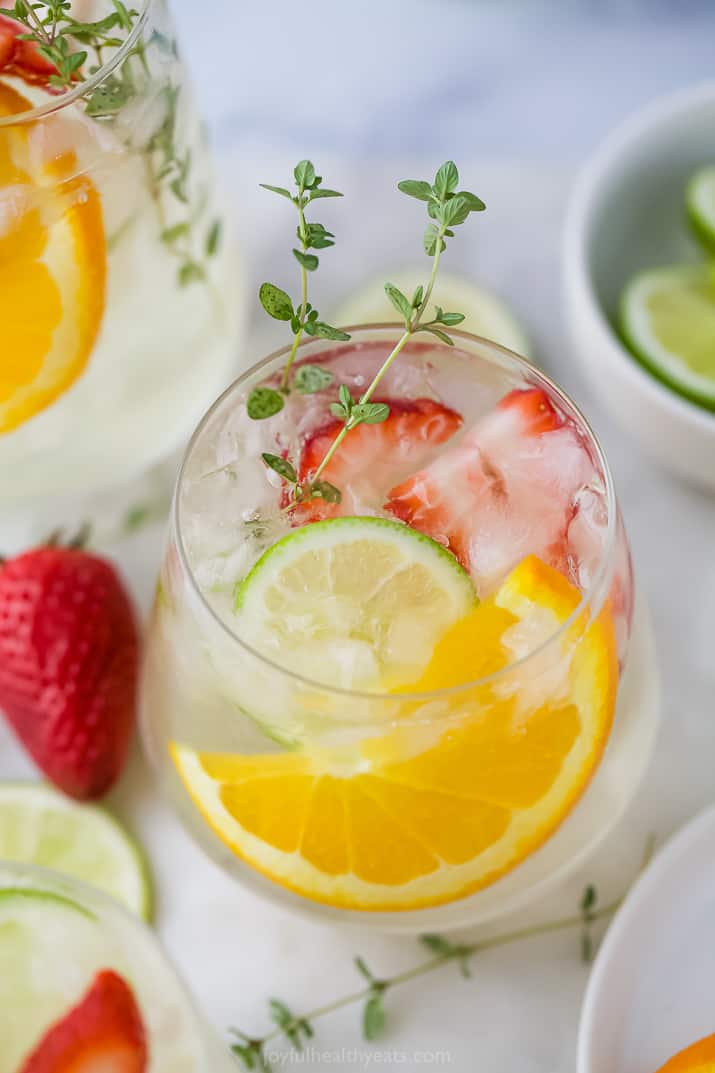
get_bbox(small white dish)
[563,82,715,492]
[578,804,715,1073]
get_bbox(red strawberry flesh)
[293,397,463,522]
[18,969,148,1073]
[0,547,139,800]
[386,387,597,595]
[0,12,71,86]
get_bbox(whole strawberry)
[0,543,139,800]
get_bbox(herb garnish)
[229,882,619,1069]
[247,160,485,514]
[229,838,656,1068]
[247,161,349,422]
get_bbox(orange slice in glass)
[171,556,618,910]
[0,82,106,434]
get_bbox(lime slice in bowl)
[234,515,477,692]
[620,264,715,411]
[686,165,715,253]
[0,782,152,919]
[332,268,531,357]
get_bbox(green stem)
[359,327,412,406]
[246,896,620,1053]
[23,3,53,47]
[308,421,348,484]
[306,223,446,489]
[281,195,309,393]
[412,233,445,329]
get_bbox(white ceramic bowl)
[577,805,715,1073]
[563,82,715,492]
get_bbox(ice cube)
[464,413,595,593]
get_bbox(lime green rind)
[685,166,715,254]
[686,201,715,255]
[122,823,154,923]
[234,515,477,612]
[619,266,715,413]
[0,887,95,920]
[0,782,154,922]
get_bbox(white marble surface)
[3,154,715,1072]
[3,3,715,1070]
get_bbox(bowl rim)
[563,79,715,432]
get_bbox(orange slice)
[171,555,618,910]
[654,1034,715,1072]
[0,82,106,434]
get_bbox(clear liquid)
[0,28,242,537]
[141,334,640,923]
[178,340,628,657]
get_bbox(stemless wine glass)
[0,0,241,550]
[141,327,660,931]
[0,862,235,1072]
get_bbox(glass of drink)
[0,0,241,550]
[0,861,234,1072]
[141,327,659,930]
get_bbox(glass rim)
[0,858,136,921]
[173,325,620,702]
[0,0,152,128]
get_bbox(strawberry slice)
[0,16,15,68]
[386,387,596,594]
[0,12,67,85]
[19,970,148,1073]
[293,397,462,522]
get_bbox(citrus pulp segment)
[0,83,106,434]
[0,783,152,918]
[172,555,617,911]
[234,515,478,691]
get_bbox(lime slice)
[0,783,152,919]
[620,264,715,411]
[234,516,477,691]
[332,268,531,357]
[686,165,715,252]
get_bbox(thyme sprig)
[248,161,485,514]
[229,883,619,1070]
[246,161,348,420]
[230,837,657,1069]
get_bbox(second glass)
[0,0,241,548]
